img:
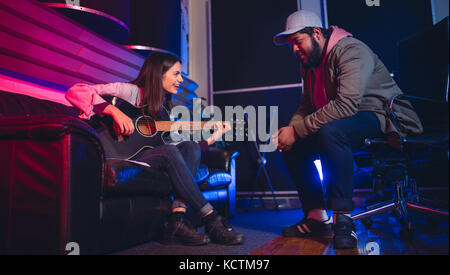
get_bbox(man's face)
[288,32,323,69]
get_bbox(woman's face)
[162,61,183,94]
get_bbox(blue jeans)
[133,141,213,216]
[282,112,382,214]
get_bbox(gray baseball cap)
[273,10,323,46]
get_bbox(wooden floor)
[252,217,448,255]
[249,190,449,255]
[117,189,448,255]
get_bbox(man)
[271,10,422,249]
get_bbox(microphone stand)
[246,110,280,212]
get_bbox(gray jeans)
[133,141,213,216]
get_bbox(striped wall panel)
[0,0,145,91]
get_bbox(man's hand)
[103,104,135,136]
[272,126,298,152]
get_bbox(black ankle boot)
[163,212,210,246]
[333,214,358,249]
[203,211,244,245]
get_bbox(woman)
[65,52,244,246]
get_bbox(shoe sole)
[210,235,245,246]
[282,228,333,238]
[163,235,210,246]
[162,239,210,246]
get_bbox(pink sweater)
[65,82,142,119]
[65,82,211,152]
[304,26,353,110]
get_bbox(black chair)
[351,17,449,240]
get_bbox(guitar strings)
[139,107,152,135]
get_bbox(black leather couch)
[0,90,238,254]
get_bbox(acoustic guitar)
[88,96,242,159]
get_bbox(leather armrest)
[200,147,239,171]
[0,114,100,142]
[0,114,104,254]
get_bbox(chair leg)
[353,178,405,221]
[406,202,449,217]
[398,199,414,240]
[352,179,414,238]
[408,191,449,213]
[363,174,392,207]
[351,202,396,221]
[353,157,449,241]
[406,178,449,217]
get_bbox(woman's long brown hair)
[129,52,181,118]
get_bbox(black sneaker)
[203,212,244,245]
[333,214,358,249]
[282,217,333,238]
[163,217,210,246]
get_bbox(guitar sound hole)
[136,116,156,137]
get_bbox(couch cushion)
[104,159,173,198]
[198,168,233,191]
[195,165,210,183]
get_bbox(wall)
[300,0,328,27]
[0,0,144,92]
[205,0,442,193]
[208,0,301,192]
[326,0,433,75]
[189,0,448,102]
[188,0,210,102]
[432,0,449,24]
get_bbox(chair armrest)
[387,94,448,128]
[388,94,447,113]
[200,147,239,171]
[0,114,100,142]
[0,114,105,254]
[386,94,448,139]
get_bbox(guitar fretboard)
[136,118,220,135]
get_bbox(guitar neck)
[154,121,215,132]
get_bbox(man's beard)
[299,36,323,69]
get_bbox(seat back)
[398,17,449,136]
